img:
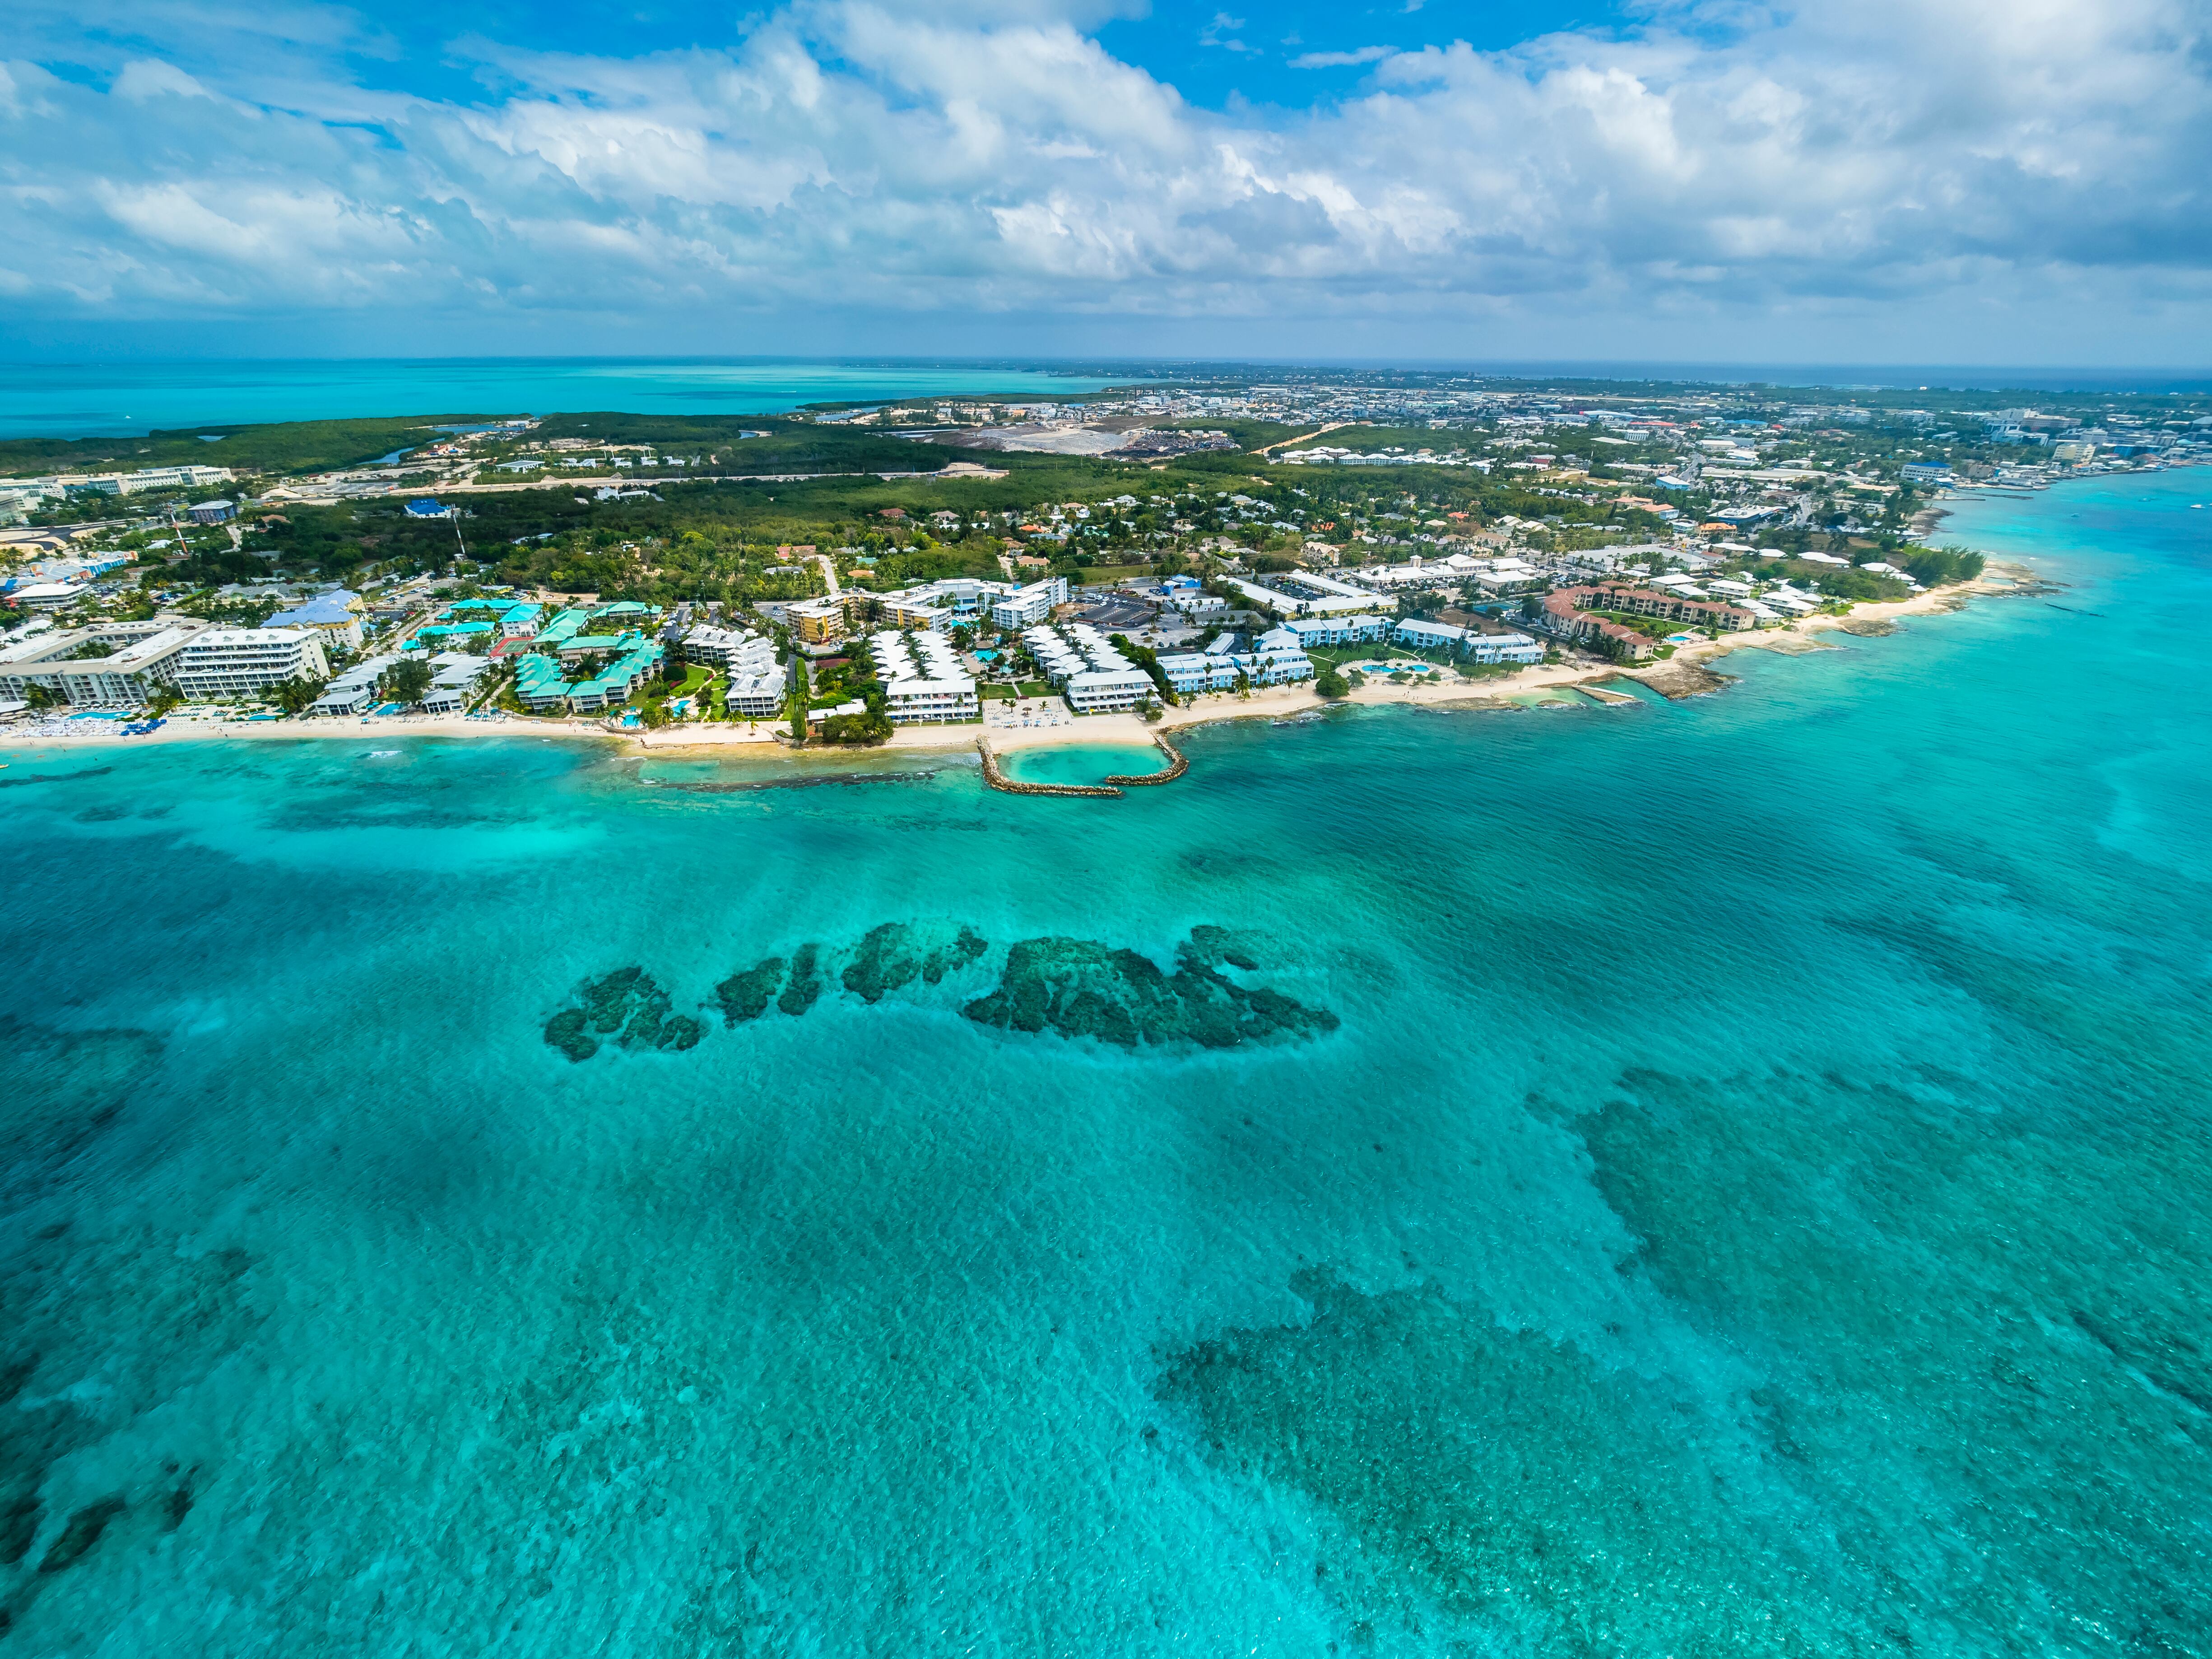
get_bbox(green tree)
[380,658,434,706]
[1314,666,1350,699]
[266,674,329,715]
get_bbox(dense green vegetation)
[0,415,511,480]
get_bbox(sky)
[1,0,2208,366]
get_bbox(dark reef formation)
[841,921,988,1003]
[714,957,787,1025]
[543,967,703,1061]
[776,943,826,1017]
[549,922,1321,1058]
[962,930,1335,1050]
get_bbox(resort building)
[307,654,400,716]
[511,634,663,714]
[421,653,492,715]
[57,465,232,497]
[1555,584,1759,633]
[536,608,593,651]
[168,628,331,698]
[789,598,847,644]
[865,628,978,722]
[1280,615,1389,648]
[265,588,366,652]
[0,619,209,706]
[1155,646,1315,695]
[725,668,790,718]
[1385,618,1545,665]
[988,576,1068,629]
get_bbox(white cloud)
[112,59,217,102]
[1291,46,1396,69]
[0,0,2207,359]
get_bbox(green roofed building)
[514,633,663,714]
[556,632,633,665]
[514,653,572,712]
[536,609,592,650]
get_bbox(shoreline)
[0,567,2036,766]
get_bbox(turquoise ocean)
[0,360,1146,441]
[2,470,2208,1654]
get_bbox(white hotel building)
[168,629,330,698]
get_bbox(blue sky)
[2,0,2207,365]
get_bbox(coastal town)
[3,373,2205,755]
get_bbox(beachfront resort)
[5,373,2200,743]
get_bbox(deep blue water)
[0,360,1147,441]
[0,470,2207,1655]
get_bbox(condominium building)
[865,628,977,722]
[0,619,209,706]
[987,576,1067,629]
[168,628,331,698]
[789,598,847,644]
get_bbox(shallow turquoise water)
[1,471,2208,1655]
[0,359,1144,440]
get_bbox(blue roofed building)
[264,588,365,651]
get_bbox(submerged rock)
[38,1496,125,1575]
[542,1007,598,1062]
[962,933,1336,1050]
[778,944,826,1017]
[544,967,701,1059]
[841,921,989,1004]
[715,957,786,1025]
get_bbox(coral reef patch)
[841,921,988,1004]
[1153,1269,1874,1653]
[542,967,702,1062]
[777,944,826,1017]
[962,932,1336,1050]
[714,958,786,1026]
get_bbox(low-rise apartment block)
[865,628,977,722]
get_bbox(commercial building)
[1225,574,1387,618]
[186,499,237,525]
[57,465,232,497]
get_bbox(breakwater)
[976,732,1190,798]
[1103,734,1188,787]
[977,739,1124,798]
